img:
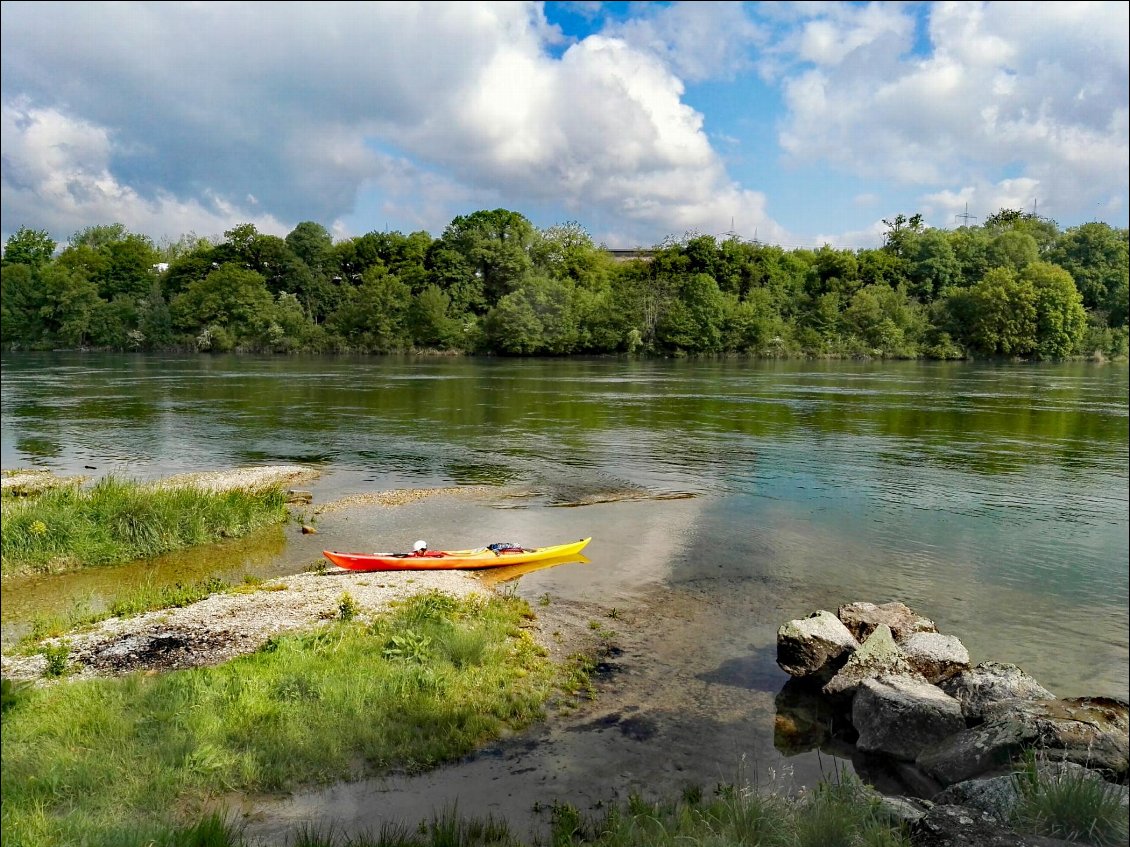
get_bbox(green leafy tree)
[482,276,578,354]
[424,242,484,314]
[285,222,334,276]
[37,264,101,347]
[408,284,462,349]
[958,267,1038,356]
[329,265,411,352]
[2,226,56,267]
[572,284,623,352]
[946,227,993,288]
[984,208,1059,252]
[57,226,158,303]
[856,247,911,292]
[807,246,860,298]
[798,291,843,351]
[906,229,961,301]
[611,262,676,352]
[436,209,535,305]
[530,221,609,288]
[656,273,725,352]
[987,230,1039,271]
[1023,261,1087,359]
[137,282,174,349]
[170,263,275,348]
[1,263,47,344]
[88,296,137,348]
[69,223,129,250]
[721,288,787,352]
[1048,222,1129,324]
[481,291,543,354]
[881,213,924,257]
[843,285,924,356]
[100,235,160,300]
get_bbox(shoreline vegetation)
[1,467,1126,845]
[0,467,318,578]
[1,209,1126,363]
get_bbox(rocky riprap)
[776,601,1128,844]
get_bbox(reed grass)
[0,476,288,575]
[1,591,556,846]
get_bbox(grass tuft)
[1011,754,1129,846]
[1,475,288,575]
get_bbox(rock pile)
[776,601,1128,840]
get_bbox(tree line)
[1,209,1127,359]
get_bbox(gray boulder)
[909,804,1080,847]
[902,632,970,684]
[776,609,858,679]
[917,715,1039,786]
[837,600,937,642]
[853,674,966,761]
[996,696,1129,780]
[917,696,1130,786]
[935,760,1126,824]
[940,662,1054,723]
[824,624,919,698]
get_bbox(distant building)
[604,248,657,263]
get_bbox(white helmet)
[413,539,428,552]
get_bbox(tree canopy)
[2,212,1126,360]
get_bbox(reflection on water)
[0,525,289,641]
[476,554,592,587]
[1,353,1126,704]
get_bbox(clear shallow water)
[2,352,1127,701]
[3,352,1127,832]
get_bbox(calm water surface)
[2,352,1127,820]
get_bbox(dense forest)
[1,208,1127,359]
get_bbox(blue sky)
[1,1,1127,252]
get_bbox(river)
[1,352,1126,835]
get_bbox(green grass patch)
[1,591,557,846]
[1,476,288,575]
[1011,755,1129,846]
[542,775,911,847]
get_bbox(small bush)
[338,591,360,621]
[41,642,71,677]
[438,626,490,668]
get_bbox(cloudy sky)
[1,1,1127,253]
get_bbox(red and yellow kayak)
[322,537,591,572]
